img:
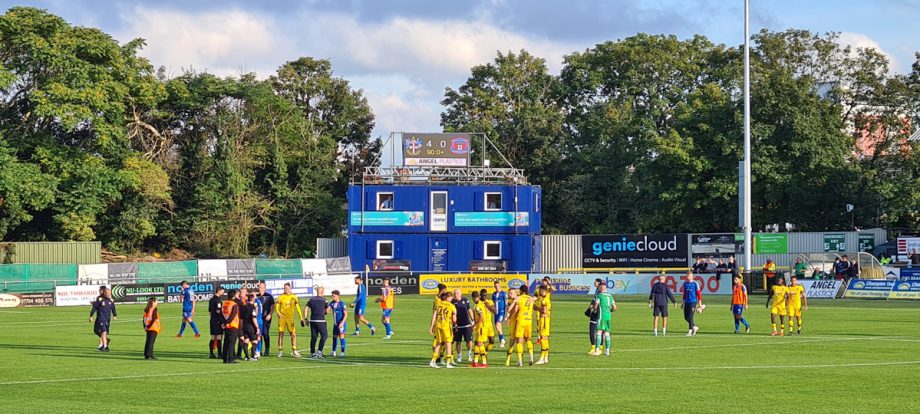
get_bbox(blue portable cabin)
[347,180,542,273]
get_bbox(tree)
[441,50,567,230]
[0,7,168,246]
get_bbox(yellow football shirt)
[276,293,302,319]
[516,294,534,323]
[436,301,456,330]
[771,285,788,308]
[787,285,805,307]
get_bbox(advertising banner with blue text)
[843,279,895,299]
[528,273,733,295]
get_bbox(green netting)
[137,260,197,284]
[0,263,76,293]
[255,259,303,277]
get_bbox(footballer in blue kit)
[350,276,375,336]
[330,290,348,357]
[177,281,200,338]
[493,281,508,347]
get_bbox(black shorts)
[241,325,258,341]
[210,319,224,336]
[453,326,473,343]
[653,305,669,317]
[93,320,110,336]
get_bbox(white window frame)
[484,241,502,260]
[376,240,395,259]
[484,192,502,211]
[377,192,394,211]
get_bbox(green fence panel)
[255,259,303,278]
[0,263,76,292]
[0,264,28,281]
[137,261,198,284]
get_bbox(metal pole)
[742,0,753,276]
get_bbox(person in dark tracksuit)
[648,275,677,336]
[257,282,275,355]
[306,287,330,359]
[208,287,225,359]
[586,278,603,352]
[89,286,117,352]
[220,289,241,364]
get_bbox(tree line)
[0,7,918,258]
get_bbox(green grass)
[1,294,919,413]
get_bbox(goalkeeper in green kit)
[589,282,617,356]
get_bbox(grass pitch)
[1,294,919,413]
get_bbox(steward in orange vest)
[221,289,241,364]
[143,297,161,360]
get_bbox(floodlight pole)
[742,0,753,277]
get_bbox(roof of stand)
[362,166,527,185]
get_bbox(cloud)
[297,11,578,78]
[836,32,900,71]
[114,6,293,76]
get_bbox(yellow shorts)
[538,317,551,337]
[475,327,490,343]
[436,328,453,344]
[278,317,296,333]
[787,306,802,317]
[514,321,533,338]
[771,306,787,316]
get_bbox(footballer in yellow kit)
[506,285,537,366]
[480,289,496,339]
[534,285,552,364]
[275,283,305,357]
[769,278,789,336]
[786,276,808,335]
[429,291,457,368]
[435,297,456,344]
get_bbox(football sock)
[734,320,739,330]
[473,345,480,363]
[486,342,494,352]
[516,343,523,362]
[526,341,534,360]
[189,322,200,335]
[594,332,602,349]
[772,323,777,331]
[604,333,611,351]
[384,322,392,335]
[341,338,346,352]
[431,351,439,362]
[741,318,750,328]
[499,334,504,342]
[179,322,186,335]
[332,337,338,351]
[797,317,803,331]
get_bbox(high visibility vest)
[222,300,240,329]
[380,287,395,309]
[764,263,776,277]
[144,308,161,334]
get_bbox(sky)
[3,0,919,139]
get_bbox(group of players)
[428,277,554,368]
[203,276,395,363]
[92,276,393,363]
[86,271,811,365]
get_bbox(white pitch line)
[315,358,920,371]
[0,319,140,327]
[0,364,338,386]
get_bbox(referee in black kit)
[305,287,330,359]
[257,281,275,355]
